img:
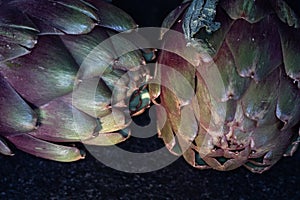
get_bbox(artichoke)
[0,0,152,161]
[151,0,300,173]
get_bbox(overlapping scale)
[0,0,152,162]
[154,0,300,173]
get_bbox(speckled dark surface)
[1,0,300,199]
[0,144,299,199]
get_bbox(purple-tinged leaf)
[71,78,112,118]
[214,42,250,101]
[50,0,99,21]
[194,7,234,57]
[0,6,38,61]
[0,40,30,62]
[0,27,37,49]
[276,74,300,129]
[29,99,97,142]
[0,137,13,156]
[83,128,130,146]
[0,6,38,31]
[6,133,84,162]
[97,108,130,134]
[0,36,78,106]
[226,16,282,82]
[0,74,37,134]
[160,1,190,39]
[278,23,300,84]
[85,0,138,32]
[220,0,271,23]
[241,69,280,124]
[271,0,300,28]
[60,27,114,78]
[9,0,96,34]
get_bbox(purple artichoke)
[0,0,152,162]
[151,0,300,173]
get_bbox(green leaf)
[279,23,300,84]
[249,123,283,158]
[6,133,84,162]
[61,27,114,79]
[226,16,282,82]
[0,40,30,62]
[159,21,196,105]
[0,7,38,61]
[271,0,300,28]
[177,104,198,142]
[157,116,182,156]
[276,74,300,129]
[194,7,234,57]
[9,0,97,34]
[97,108,130,134]
[86,0,137,32]
[108,31,145,71]
[50,0,99,21]
[241,69,280,124]
[29,99,98,142]
[0,27,37,49]
[193,71,228,133]
[83,128,130,146]
[0,137,13,156]
[0,5,38,62]
[1,36,79,106]
[0,6,38,31]
[160,1,190,39]
[214,42,250,101]
[193,72,212,131]
[71,78,112,118]
[220,0,271,23]
[0,74,37,134]
[227,102,256,133]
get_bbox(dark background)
[1,0,300,199]
[113,0,300,27]
[0,147,299,199]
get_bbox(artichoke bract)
[0,0,152,162]
[151,0,300,173]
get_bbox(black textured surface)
[113,0,183,27]
[1,0,300,199]
[0,146,299,199]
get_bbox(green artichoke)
[151,0,300,173]
[0,0,152,162]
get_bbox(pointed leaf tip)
[7,134,84,162]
